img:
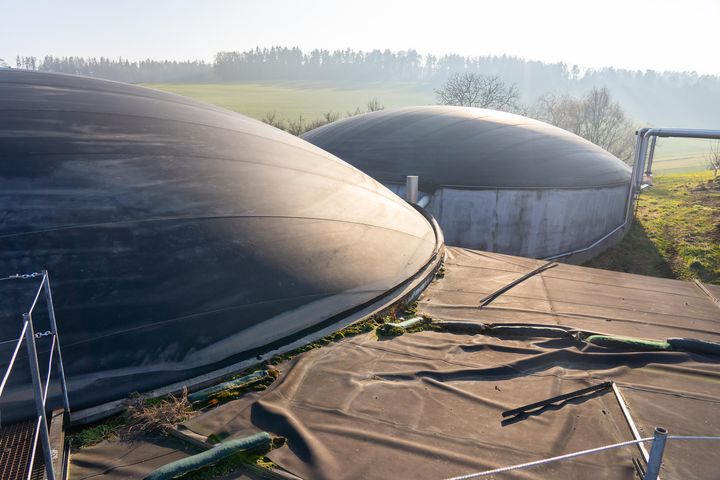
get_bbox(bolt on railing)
[0,270,70,480]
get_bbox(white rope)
[444,438,652,480]
[668,435,720,441]
[444,435,720,480]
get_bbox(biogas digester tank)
[0,71,440,417]
[303,106,632,260]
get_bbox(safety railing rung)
[0,270,70,480]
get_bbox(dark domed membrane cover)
[0,71,438,418]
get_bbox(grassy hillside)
[651,138,715,174]
[148,82,713,173]
[586,172,720,284]
[146,82,434,122]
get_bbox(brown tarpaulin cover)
[173,248,720,479]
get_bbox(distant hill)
[14,47,720,129]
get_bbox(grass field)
[650,138,715,174]
[148,82,714,173]
[586,172,720,284]
[146,82,434,122]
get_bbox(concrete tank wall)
[385,182,629,260]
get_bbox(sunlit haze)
[2,0,719,75]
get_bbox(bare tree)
[533,87,636,163]
[435,73,520,112]
[366,98,384,112]
[286,115,306,136]
[261,111,286,130]
[305,112,341,131]
[707,141,720,177]
[263,103,381,136]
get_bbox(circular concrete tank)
[302,106,632,261]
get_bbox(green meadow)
[146,82,434,122]
[587,172,720,284]
[148,82,713,173]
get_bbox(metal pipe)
[613,384,649,461]
[611,382,651,465]
[646,136,657,176]
[26,416,43,480]
[42,335,57,405]
[44,271,71,413]
[644,128,720,140]
[27,274,47,316]
[24,312,56,480]
[0,320,28,397]
[543,223,625,261]
[626,128,648,220]
[641,128,720,179]
[546,127,720,262]
[406,175,419,204]
[417,193,431,208]
[644,427,669,480]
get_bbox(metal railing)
[0,270,70,480]
[444,426,720,480]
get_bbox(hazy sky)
[3,0,719,75]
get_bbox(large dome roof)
[302,106,631,190]
[0,71,439,415]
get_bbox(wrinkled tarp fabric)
[174,248,720,480]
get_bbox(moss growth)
[401,301,418,317]
[266,314,391,365]
[194,368,280,406]
[69,299,427,456]
[67,416,124,450]
[377,315,437,337]
[377,324,406,337]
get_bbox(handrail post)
[43,270,71,413]
[23,312,56,480]
[644,427,669,480]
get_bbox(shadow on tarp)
[501,387,612,426]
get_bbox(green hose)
[434,321,486,334]
[187,370,268,403]
[144,432,272,480]
[667,337,720,356]
[585,335,671,351]
[487,325,571,338]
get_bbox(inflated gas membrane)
[0,71,439,418]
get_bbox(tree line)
[12,47,720,127]
[9,48,720,164]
